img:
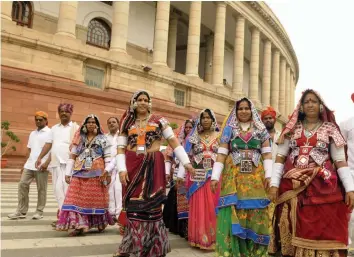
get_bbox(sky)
[267,0,354,123]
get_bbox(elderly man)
[8,111,51,220]
[36,103,79,226]
[261,106,281,162]
[340,93,354,251]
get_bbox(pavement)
[1,182,215,257]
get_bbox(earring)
[319,104,324,113]
[148,102,152,111]
[300,105,304,114]
[82,125,87,133]
[94,128,98,134]
[210,121,216,131]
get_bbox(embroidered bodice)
[289,121,346,168]
[191,136,219,166]
[220,124,269,167]
[74,134,109,162]
[127,115,169,149]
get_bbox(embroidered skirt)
[56,176,114,231]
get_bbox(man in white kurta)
[340,93,354,249]
[105,117,122,221]
[35,104,79,225]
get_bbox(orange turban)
[261,106,276,120]
[35,111,48,119]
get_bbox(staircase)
[1,168,52,183]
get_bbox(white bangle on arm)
[177,164,186,179]
[270,162,284,188]
[105,157,116,173]
[263,159,273,178]
[173,145,190,166]
[211,162,224,181]
[65,159,75,176]
[338,166,354,193]
[165,161,172,175]
[116,154,127,173]
[162,126,175,140]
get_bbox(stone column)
[1,1,13,21]
[110,1,130,53]
[185,1,202,77]
[153,1,170,66]
[204,34,214,83]
[278,57,286,115]
[285,66,291,116]
[270,49,280,110]
[249,27,260,103]
[56,1,78,38]
[212,2,226,86]
[232,15,245,95]
[292,74,296,110]
[261,39,272,106]
[167,13,178,70]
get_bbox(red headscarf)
[261,106,276,120]
[351,93,354,103]
[277,89,340,144]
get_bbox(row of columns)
[1,0,297,117]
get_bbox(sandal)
[69,229,84,237]
[51,221,57,228]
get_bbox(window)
[86,18,111,49]
[85,66,105,89]
[174,89,185,107]
[12,1,33,28]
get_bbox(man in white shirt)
[261,106,281,162]
[105,117,122,221]
[8,111,51,220]
[35,103,79,226]
[340,93,354,250]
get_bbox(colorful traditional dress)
[56,114,114,232]
[183,109,220,250]
[116,91,172,257]
[269,90,350,257]
[216,98,271,257]
[163,120,192,239]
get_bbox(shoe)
[51,220,57,227]
[32,213,43,220]
[8,212,26,220]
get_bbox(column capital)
[232,13,245,21]
[213,1,227,7]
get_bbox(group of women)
[56,88,354,257]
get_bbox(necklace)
[304,120,322,138]
[239,122,251,133]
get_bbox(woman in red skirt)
[269,89,354,257]
[56,114,114,236]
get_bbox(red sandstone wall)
[1,65,206,166]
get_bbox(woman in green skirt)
[210,97,273,257]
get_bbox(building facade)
[1,1,298,164]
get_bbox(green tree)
[1,121,20,157]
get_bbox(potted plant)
[1,121,20,168]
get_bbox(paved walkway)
[1,182,215,257]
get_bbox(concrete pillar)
[249,27,260,103]
[56,1,78,38]
[292,73,296,110]
[270,49,280,110]
[204,34,214,83]
[1,1,13,21]
[211,2,226,86]
[185,1,202,76]
[232,15,245,95]
[153,1,170,66]
[279,57,286,115]
[110,1,130,53]
[261,39,272,107]
[285,66,291,116]
[167,13,178,70]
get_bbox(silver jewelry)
[82,126,87,133]
[319,104,324,113]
